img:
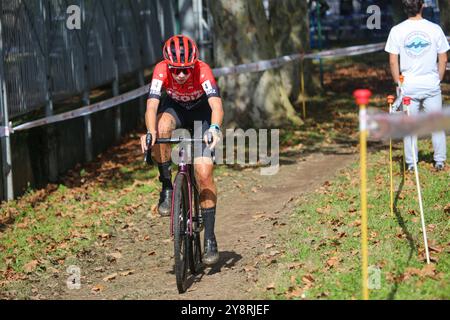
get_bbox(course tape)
[5,40,449,135]
[12,86,148,133]
[0,125,12,137]
[367,107,450,140]
[213,42,386,77]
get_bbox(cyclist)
[140,35,224,265]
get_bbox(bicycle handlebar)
[153,137,207,144]
[144,132,214,164]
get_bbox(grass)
[263,138,450,300]
[0,139,160,294]
[1,51,448,299]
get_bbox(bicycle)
[144,132,213,293]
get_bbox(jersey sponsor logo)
[201,80,217,95]
[404,32,431,58]
[150,79,163,95]
[167,89,204,103]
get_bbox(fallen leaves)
[350,219,361,227]
[23,260,39,273]
[301,274,315,285]
[119,270,135,277]
[102,273,118,282]
[287,262,304,270]
[106,252,122,263]
[388,264,443,283]
[316,206,331,214]
[98,233,112,241]
[266,283,276,290]
[444,204,450,214]
[285,287,304,299]
[91,284,104,293]
[326,257,339,268]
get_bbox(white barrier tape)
[10,39,449,133]
[13,85,149,132]
[213,42,386,77]
[305,42,386,60]
[0,122,13,138]
[367,107,450,140]
[0,126,10,137]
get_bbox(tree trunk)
[269,0,319,102]
[438,0,449,35]
[209,0,302,128]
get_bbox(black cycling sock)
[202,207,216,240]
[158,161,173,190]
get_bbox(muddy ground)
[24,149,355,300]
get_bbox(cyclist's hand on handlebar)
[204,127,221,149]
[140,132,156,153]
[140,135,147,153]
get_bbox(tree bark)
[438,0,449,35]
[269,0,319,102]
[209,0,302,128]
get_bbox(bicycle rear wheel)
[173,174,190,293]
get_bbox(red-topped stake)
[403,96,411,106]
[353,89,372,105]
[387,95,395,104]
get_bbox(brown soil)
[31,151,355,300]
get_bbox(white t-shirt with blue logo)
[385,19,449,95]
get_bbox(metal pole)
[112,5,121,144]
[317,2,324,88]
[138,70,146,124]
[0,2,14,201]
[41,0,58,182]
[113,65,121,143]
[83,92,92,162]
[196,0,203,59]
[129,0,147,124]
[81,0,92,162]
[300,57,307,119]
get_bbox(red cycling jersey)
[148,60,220,109]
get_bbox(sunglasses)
[169,66,194,75]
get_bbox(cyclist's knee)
[157,113,176,137]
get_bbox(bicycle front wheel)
[189,188,202,275]
[173,173,190,294]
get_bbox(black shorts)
[157,95,213,159]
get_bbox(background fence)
[1,0,177,119]
[0,0,217,201]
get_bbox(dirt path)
[35,152,355,300]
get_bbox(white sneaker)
[435,162,445,171]
[406,163,415,173]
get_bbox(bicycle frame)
[145,134,212,239]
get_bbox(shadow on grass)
[387,156,417,300]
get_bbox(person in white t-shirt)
[385,0,449,171]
